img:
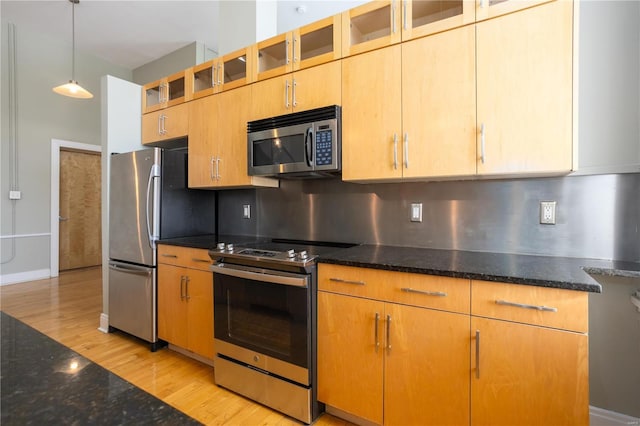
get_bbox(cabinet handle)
[293,37,298,64]
[192,258,211,263]
[164,83,170,103]
[392,0,397,34]
[217,64,222,86]
[400,287,447,297]
[393,134,398,170]
[386,314,392,354]
[374,312,380,352]
[185,276,191,300]
[286,37,291,65]
[495,299,558,312]
[475,330,480,379]
[292,79,297,107]
[160,115,167,135]
[403,0,408,31]
[211,66,216,88]
[403,132,409,168]
[285,80,290,108]
[480,123,486,164]
[329,277,365,286]
[216,157,221,180]
[161,253,178,258]
[180,275,185,300]
[210,156,215,181]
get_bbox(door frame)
[50,139,102,277]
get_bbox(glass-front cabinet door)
[402,0,475,40]
[256,33,293,81]
[142,71,189,113]
[294,14,341,70]
[191,47,254,99]
[475,0,553,22]
[342,0,400,57]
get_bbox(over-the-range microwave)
[247,105,341,178]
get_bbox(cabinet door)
[218,47,253,92]
[317,291,384,424]
[476,0,553,22]
[249,74,291,121]
[471,317,589,425]
[342,0,401,57]
[402,24,476,178]
[385,304,470,425]
[342,45,402,181]
[188,96,217,188]
[257,32,293,81]
[295,14,341,70]
[402,0,475,41]
[157,263,188,348]
[142,79,165,113]
[476,0,573,175]
[191,60,216,99]
[142,110,163,145]
[185,269,214,360]
[292,60,341,113]
[216,86,253,187]
[165,70,190,107]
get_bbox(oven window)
[252,134,306,167]
[214,273,309,368]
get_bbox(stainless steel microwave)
[247,105,341,178]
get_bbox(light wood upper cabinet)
[157,245,214,361]
[475,0,553,22]
[189,86,278,189]
[142,103,188,145]
[402,0,475,40]
[401,24,476,178]
[342,45,402,181]
[476,0,573,175]
[191,47,255,100]
[250,60,341,121]
[142,70,191,114]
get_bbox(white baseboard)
[0,268,51,286]
[591,406,640,426]
[98,313,109,333]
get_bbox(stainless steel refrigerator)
[108,147,215,350]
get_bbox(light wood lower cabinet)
[142,103,188,145]
[157,245,214,360]
[317,264,470,425]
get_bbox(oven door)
[249,122,314,176]
[212,263,310,371]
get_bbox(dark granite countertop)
[316,245,625,293]
[157,235,640,294]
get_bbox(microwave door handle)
[305,127,313,167]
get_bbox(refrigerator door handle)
[146,164,161,249]
[108,261,153,275]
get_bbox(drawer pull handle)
[161,254,178,258]
[475,330,480,379]
[401,288,447,297]
[495,299,558,312]
[386,314,392,354]
[329,277,365,286]
[374,312,380,353]
[192,258,211,263]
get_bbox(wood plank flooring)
[0,267,351,426]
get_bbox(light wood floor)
[0,267,351,426]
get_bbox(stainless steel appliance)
[210,239,352,424]
[108,147,215,350]
[247,105,341,178]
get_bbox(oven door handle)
[211,263,309,288]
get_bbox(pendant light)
[53,0,93,99]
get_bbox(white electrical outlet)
[9,190,21,200]
[540,201,556,225]
[242,204,251,219]
[410,203,423,223]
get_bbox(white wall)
[0,19,131,282]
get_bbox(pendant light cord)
[71,0,76,81]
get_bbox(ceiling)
[1,0,367,70]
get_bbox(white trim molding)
[590,406,640,426]
[50,139,102,278]
[0,269,51,286]
[0,232,51,239]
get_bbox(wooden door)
[185,269,214,360]
[341,45,402,181]
[471,317,589,425]
[385,304,470,425]
[188,96,217,188]
[157,263,189,348]
[59,149,101,271]
[476,0,573,175]
[291,60,341,113]
[216,86,252,187]
[317,291,385,424]
[402,25,476,179]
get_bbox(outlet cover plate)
[540,201,556,225]
[410,203,423,223]
[242,204,251,219]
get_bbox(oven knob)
[299,250,308,260]
[253,355,260,363]
[216,243,225,251]
[226,244,234,252]
[286,249,295,258]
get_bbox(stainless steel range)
[209,239,352,424]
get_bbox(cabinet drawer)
[318,264,470,314]
[157,245,212,271]
[471,280,588,333]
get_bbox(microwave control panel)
[315,129,333,166]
